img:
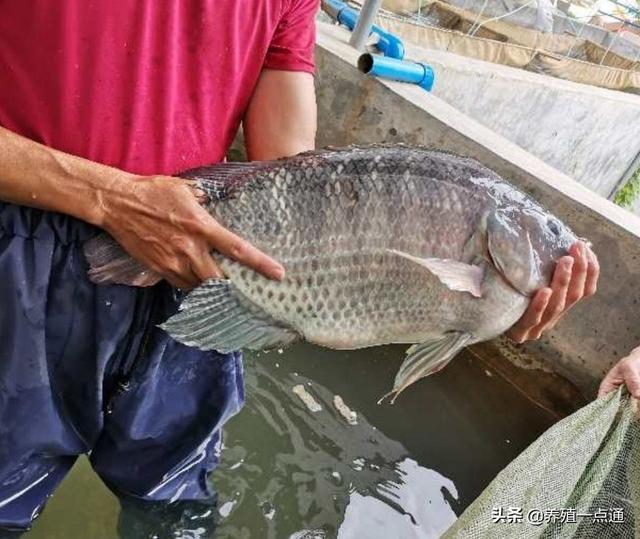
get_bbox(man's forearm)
[0,125,284,287]
[0,126,133,226]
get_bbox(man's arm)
[243,69,316,161]
[0,126,284,288]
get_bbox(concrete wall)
[315,22,640,399]
[399,39,640,199]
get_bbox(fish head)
[486,204,578,296]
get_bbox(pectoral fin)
[388,249,484,297]
[379,332,472,404]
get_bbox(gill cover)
[486,212,542,296]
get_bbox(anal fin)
[160,279,299,353]
[380,332,472,404]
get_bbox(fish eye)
[547,218,560,236]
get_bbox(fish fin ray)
[179,162,276,200]
[84,233,161,287]
[388,249,484,298]
[160,279,299,352]
[379,332,471,404]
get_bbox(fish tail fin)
[160,279,299,352]
[83,233,162,287]
[378,332,471,405]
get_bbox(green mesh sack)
[442,388,640,539]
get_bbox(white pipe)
[350,0,384,50]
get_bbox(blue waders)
[0,203,244,535]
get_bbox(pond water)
[23,343,556,539]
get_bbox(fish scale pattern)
[194,145,534,349]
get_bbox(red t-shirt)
[0,0,318,175]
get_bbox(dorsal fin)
[179,161,278,200]
[179,161,274,182]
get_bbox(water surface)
[24,344,556,538]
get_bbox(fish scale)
[212,151,486,345]
[84,144,578,400]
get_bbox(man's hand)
[598,346,640,399]
[101,175,284,289]
[1,91,310,291]
[507,242,599,343]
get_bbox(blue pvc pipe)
[357,53,435,91]
[322,0,405,59]
[338,4,360,29]
[374,31,405,60]
[323,0,359,30]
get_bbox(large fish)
[85,144,578,401]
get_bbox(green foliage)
[614,167,640,209]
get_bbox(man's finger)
[597,380,618,399]
[563,243,588,310]
[626,374,640,399]
[190,250,224,283]
[163,259,201,289]
[597,364,624,398]
[533,256,573,333]
[546,246,588,330]
[203,221,284,280]
[507,287,552,343]
[598,370,620,398]
[584,247,600,298]
[622,362,640,399]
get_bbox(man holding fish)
[0,0,634,537]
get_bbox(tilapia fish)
[85,144,578,400]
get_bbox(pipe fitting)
[321,0,405,59]
[374,30,405,60]
[357,53,435,91]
